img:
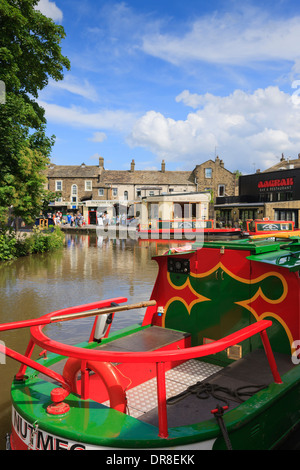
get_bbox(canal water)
[0,232,188,449]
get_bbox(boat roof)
[192,235,300,272]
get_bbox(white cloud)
[88,132,107,143]
[35,0,63,22]
[128,86,300,173]
[39,100,137,133]
[176,90,204,109]
[142,9,300,67]
[49,76,99,102]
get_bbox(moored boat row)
[137,218,296,240]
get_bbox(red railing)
[0,299,281,440]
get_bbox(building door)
[88,210,97,225]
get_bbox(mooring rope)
[167,381,268,450]
[166,381,268,407]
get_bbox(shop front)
[81,200,138,225]
[215,167,300,228]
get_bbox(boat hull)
[8,339,300,451]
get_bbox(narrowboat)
[138,218,241,240]
[241,219,295,237]
[3,234,300,450]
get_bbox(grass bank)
[0,227,65,261]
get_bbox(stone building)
[46,156,237,223]
[215,153,300,228]
[193,156,237,199]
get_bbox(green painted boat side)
[10,342,300,450]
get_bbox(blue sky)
[36,0,300,174]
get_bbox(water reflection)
[0,233,186,448]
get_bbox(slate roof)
[47,165,99,178]
[47,164,196,186]
[100,170,195,185]
[263,158,300,172]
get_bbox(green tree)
[41,189,62,216]
[234,170,243,181]
[0,0,70,225]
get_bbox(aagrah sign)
[258,178,294,189]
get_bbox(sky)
[35,0,300,174]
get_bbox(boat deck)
[103,358,222,419]
[40,326,295,429]
[97,327,294,426]
[138,349,294,427]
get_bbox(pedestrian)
[97,214,103,226]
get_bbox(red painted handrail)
[30,318,281,438]
[0,299,281,441]
[0,342,70,389]
[30,317,275,364]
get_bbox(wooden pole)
[51,300,157,323]
[0,300,157,332]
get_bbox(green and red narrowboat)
[241,219,295,237]
[3,235,300,450]
[138,218,241,240]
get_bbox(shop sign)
[258,178,294,190]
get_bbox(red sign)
[258,178,294,189]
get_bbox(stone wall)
[193,156,237,201]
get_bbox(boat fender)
[6,433,11,451]
[94,313,113,342]
[63,358,127,413]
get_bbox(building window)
[55,180,62,191]
[275,209,297,225]
[71,184,77,195]
[149,191,155,196]
[218,184,225,197]
[85,180,92,191]
[112,188,118,197]
[124,191,128,200]
[239,209,256,221]
[205,168,212,178]
[98,188,104,196]
[136,189,141,197]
